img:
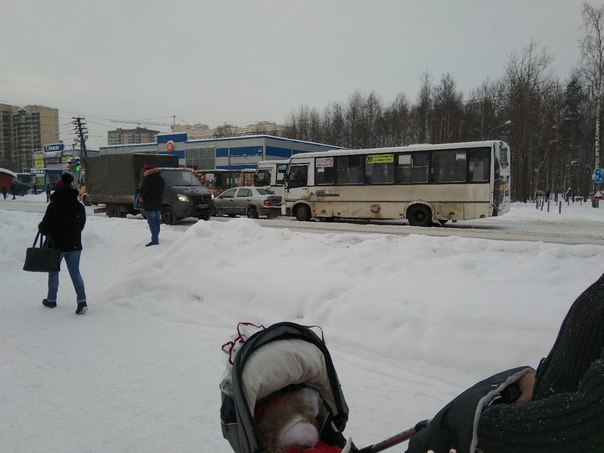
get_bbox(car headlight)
[177,194,190,202]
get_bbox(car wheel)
[161,206,177,225]
[246,206,259,219]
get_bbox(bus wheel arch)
[406,203,433,227]
[293,203,312,221]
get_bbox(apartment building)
[107,127,160,145]
[172,121,285,140]
[0,103,59,173]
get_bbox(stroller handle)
[357,420,429,453]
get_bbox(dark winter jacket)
[406,273,604,453]
[38,187,86,252]
[139,169,165,211]
[477,272,604,452]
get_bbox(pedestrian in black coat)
[38,173,88,314]
[139,164,165,246]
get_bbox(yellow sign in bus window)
[366,154,394,164]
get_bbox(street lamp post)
[484,120,512,140]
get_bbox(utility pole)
[72,116,88,185]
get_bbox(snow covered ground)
[1,194,603,452]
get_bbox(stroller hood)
[220,322,350,453]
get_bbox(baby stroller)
[220,322,423,453]
[220,322,353,453]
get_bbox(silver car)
[213,186,281,218]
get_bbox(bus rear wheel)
[407,205,432,227]
[294,204,311,221]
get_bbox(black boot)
[75,301,88,315]
[42,299,57,308]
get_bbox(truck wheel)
[161,206,177,225]
[106,205,119,218]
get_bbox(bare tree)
[410,72,433,144]
[580,1,604,200]
[212,123,237,138]
[500,40,554,201]
[432,73,464,142]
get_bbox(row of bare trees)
[283,3,604,202]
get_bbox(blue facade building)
[99,134,342,170]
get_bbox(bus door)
[493,142,511,215]
[284,162,310,203]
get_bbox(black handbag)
[23,232,62,272]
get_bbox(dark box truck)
[85,154,213,224]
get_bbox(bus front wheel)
[407,205,432,227]
[294,205,311,222]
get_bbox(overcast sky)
[1,0,601,150]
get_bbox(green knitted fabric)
[477,272,604,452]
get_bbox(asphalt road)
[4,198,603,246]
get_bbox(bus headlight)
[177,194,190,203]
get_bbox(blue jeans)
[47,250,86,302]
[145,210,161,243]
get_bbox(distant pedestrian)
[45,183,51,202]
[38,173,88,315]
[1,186,6,199]
[139,163,165,247]
[11,181,16,199]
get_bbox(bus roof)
[287,140,508,160]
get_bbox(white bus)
[254,159,289,199]
[282,140,511,226]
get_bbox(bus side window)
[468,148,490,182]
[365,154,394,184]
[287,165,308,188]
[336,155,363,184]
[431,150,466,183]
[396,152,429,183]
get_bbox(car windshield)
[161,170,202,186]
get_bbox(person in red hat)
[139,163,165,246]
